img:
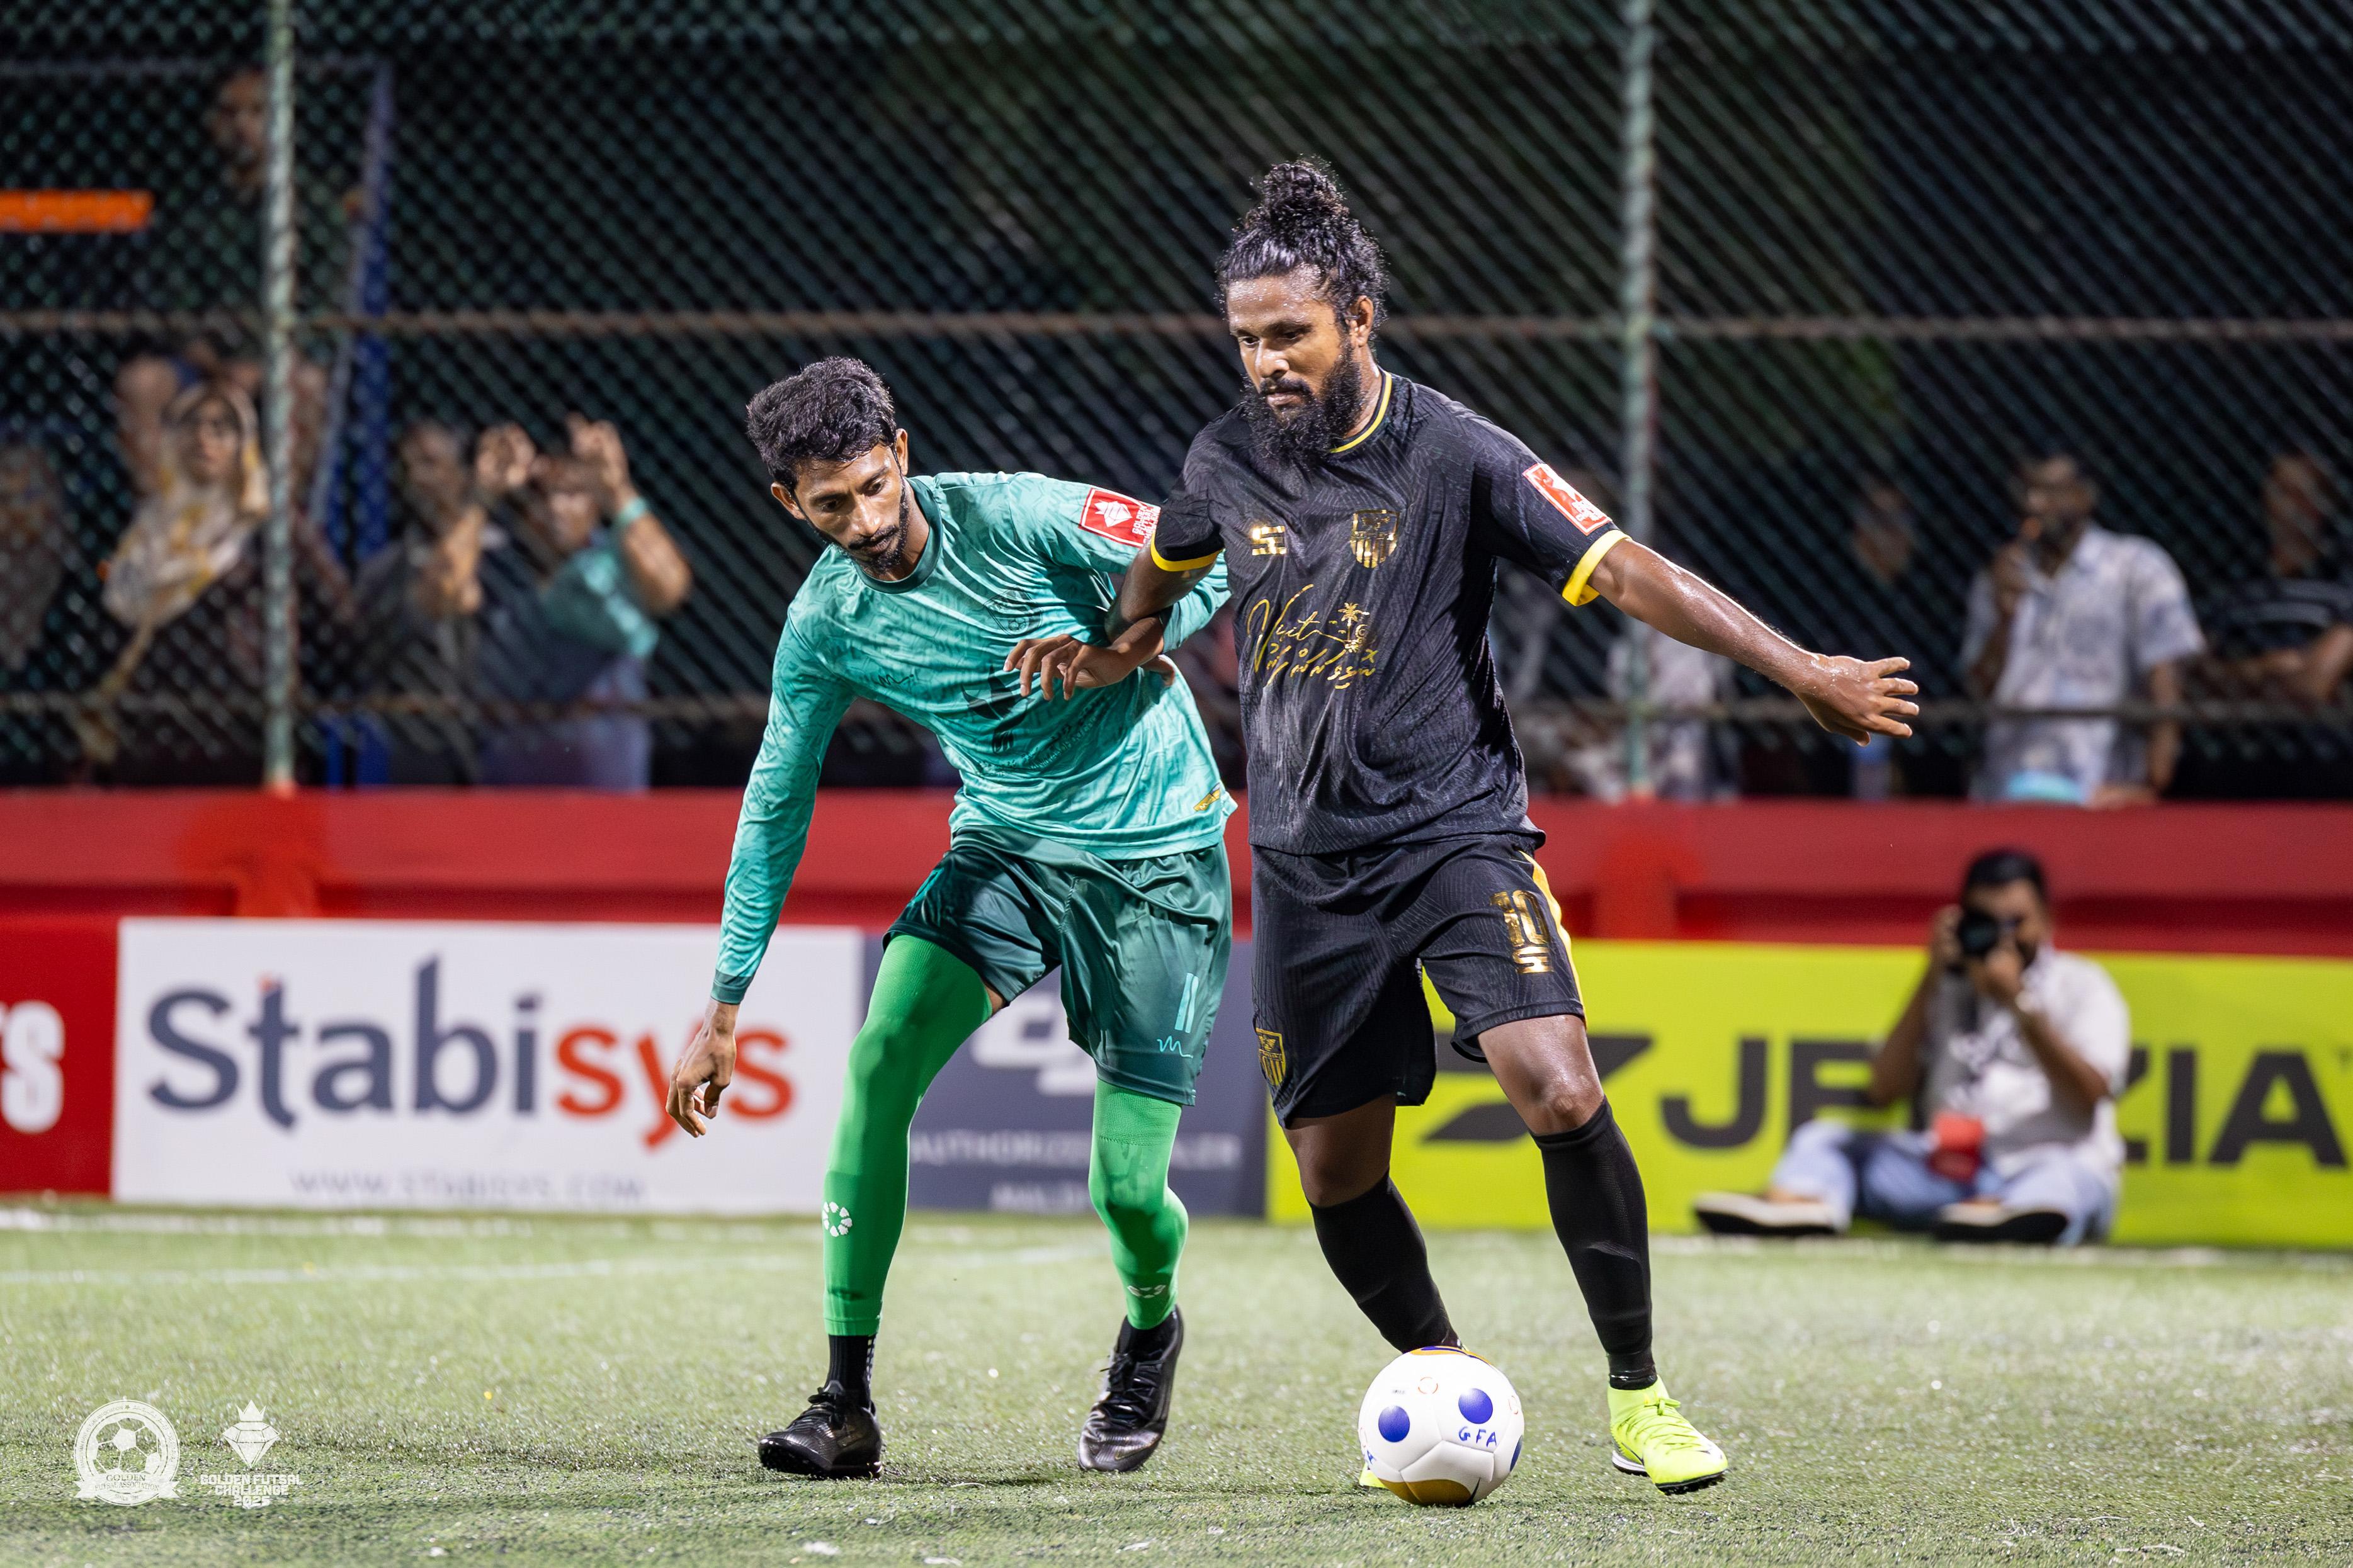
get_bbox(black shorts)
[1250,833,1584,1125]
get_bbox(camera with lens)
[1952,908,2022,969]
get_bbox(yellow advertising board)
[1266,942,2353,1249]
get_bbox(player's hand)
[1005,629,1174,699]
[666,999,739,1139]
[1928,904,1963,970]
[1796,655,1918,744]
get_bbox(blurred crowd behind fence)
[4,2,2352,798]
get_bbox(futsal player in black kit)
[1012,161,1919,1494]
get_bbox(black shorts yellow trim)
[1249,834,1584,1124]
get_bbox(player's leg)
[761,842,1052,1479]
[1285,1098,1458,1353]
[1077,1080,1191,1470]
[1254,843,1460,1355]
[759,933,993,1477]
[1057,840,1228,1470]
[1420,843,1725,1494]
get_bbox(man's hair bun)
[1219,158,1388,335]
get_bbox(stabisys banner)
[1267,942,2353,1250]
[110,919,861,1213]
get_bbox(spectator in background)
[1565,624,1736,801]
[0,441,75,683]
[470,417,693,789]
[1964,450,2203,805]
[2187,450,2353,798]
[0,439,86,784]
[115,67,341,510]
[354,420,536,782]
[2203,450,2352,706]
[1694,849,2129,1246]
[1847,469,1917,596]
[84,380,351,782]
[1843,475,1916,799]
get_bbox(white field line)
[0,1243,1102,1290]
[1650,1232,2353,1272]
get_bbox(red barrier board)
[0,917,118,1195]
[0,791,2349,954]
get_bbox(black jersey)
[1148,373,1628,855]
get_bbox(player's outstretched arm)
[671,627,851,1136]
[1585,537,1919,744]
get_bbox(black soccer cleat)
[757,1384,883,1478]
[1077,1309,1184,1473]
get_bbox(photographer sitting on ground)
[1692,849,2129,1246]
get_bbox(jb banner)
[1266,941,2353,1249]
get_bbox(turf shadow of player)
[1014,159,1917,1497]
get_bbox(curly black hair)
[744,357,898,489]
[1217,159,1388,338]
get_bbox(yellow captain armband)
[1148,537,1223,572]
[1561,528,1630,607]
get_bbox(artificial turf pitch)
[1,1207,2346,1565]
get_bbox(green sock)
[822,936,992,1336]
[1088,1079,1189,1329]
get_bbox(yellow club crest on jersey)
[1349,508,1398,568]
[1256,1027,1287,1088]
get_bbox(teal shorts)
[887,824,1232,1105]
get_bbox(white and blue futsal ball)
[1356,1346,1524,1506]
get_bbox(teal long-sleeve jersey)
[711,472,1233,1001]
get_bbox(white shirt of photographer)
[1919,948,2132,1182]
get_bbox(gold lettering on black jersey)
[1349,509,1398,568]
[1245,587,1378,689]
[1490,889,1555,975]
[1256,1027,1287,1088]
[1248,521,1289,556]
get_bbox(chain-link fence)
[4,2,2349,798]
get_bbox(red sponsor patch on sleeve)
[1076,487,1159,548]
[1523,461,1613,536]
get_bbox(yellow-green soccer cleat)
[1607,1382,1726,1495]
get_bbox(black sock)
[1308,1176,1458,1353]
[825,1333,875,1409]
[1119,1312,1179,1360]
[1533,1101,1657,1390]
